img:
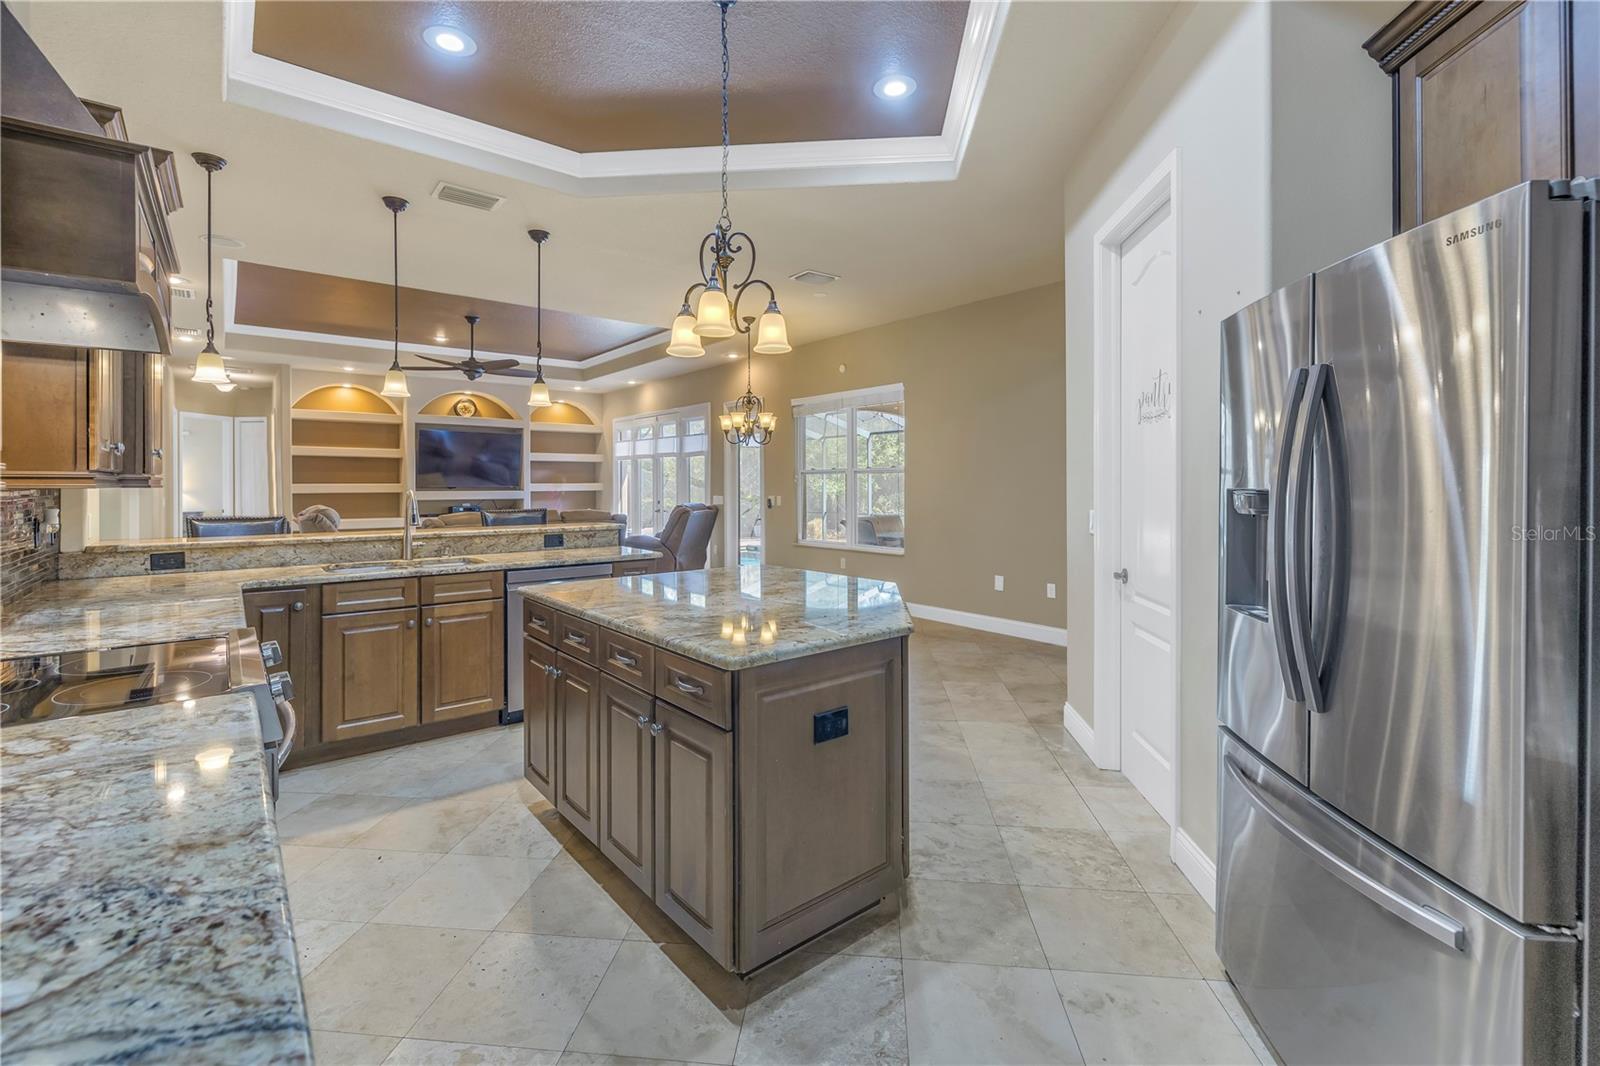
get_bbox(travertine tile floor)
[279,619,1272,1065]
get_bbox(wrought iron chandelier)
[723,316,775,446]
[666,0,792,367]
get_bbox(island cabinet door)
[420,599,505,723]
[597,676,655,895]
[653,701,734,970]
[555,654,601,844]
[523,636,558,804]
[321,607,420,743]
[241,587,319,749]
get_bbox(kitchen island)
[518,565,913,974]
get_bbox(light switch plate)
[1046,583,1057,599]
[994,575,1005,592]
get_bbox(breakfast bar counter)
[517,565,913,973]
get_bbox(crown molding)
[222,0,1010,195]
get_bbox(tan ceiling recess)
[251,1,967,152]
[233,261,659,361]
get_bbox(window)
[794,384,906,553]
[614,405,709,535]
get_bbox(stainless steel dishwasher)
[503,564,616,723]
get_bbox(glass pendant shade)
[193,344,228,384]
[758,411,777,430]
[526,378,552,407]
[381,366,410,398]
[753,304,791,354]
[213,377,237,394]
[694,283,735,338]
[667,306,705,357]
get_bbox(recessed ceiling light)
[627,380,637,385]
[169,274,188,285]
[727,352,739,359]
[873,74,916,100]
[342,365,354,372]
[572,386,582,391]
[423,25,476,56]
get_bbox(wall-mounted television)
[415,426,523,491]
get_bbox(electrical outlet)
[1046,582,1057,599]
[840,556,848,570]
[994,575,1005,592]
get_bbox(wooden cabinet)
[654,700,734,968]
[523,635,557,803]
[321,606,419,743]
[242,587,319,748]
[1368,0,1599,230]
[421,599,505,723]
[321,577,417,614]
[0,344,164,488]
[598,676,656,895]
[554,653,601,843]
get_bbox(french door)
[614,405,709,535]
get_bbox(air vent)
[171,287,196,300]
[790,270,840,286]
[172,327,202,340]
[432,181,505,212]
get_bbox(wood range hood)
[0,3,180,354]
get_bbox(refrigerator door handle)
[1224,758,1468,951]
[1285,365,1328,714]
[1270,367,1311,702]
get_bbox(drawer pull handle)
[649,722,664,736]
[564,632,590,648]
[609,651,639,668]
[671,676,706,697]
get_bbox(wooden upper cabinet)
[420,599,505,723]
[524,635,558,804]
[598,675,655,896]
[1369,0,1599,230]
[0,345,163,488]
[321,606,420,743]
[242,587,319,750]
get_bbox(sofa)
[623,503,719,571]
[856,514,905,548]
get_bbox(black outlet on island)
[149,552,186,572]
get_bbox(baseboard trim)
[905,602,1068,647]
[1062,700,1103,764]
[1171,828,1217,909]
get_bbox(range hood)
[0,5,180,354]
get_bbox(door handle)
[1285,365,1328,714]
[1225,759,1467,951]
[1111,568,1129,584]
[1270,367,1311,702]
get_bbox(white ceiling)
[17,0,1175,391]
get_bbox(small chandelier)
[722,316,775,446]
[380,195,411,398]
[526,228,552,407]
[191,151,230,386]
[666,0,792,361]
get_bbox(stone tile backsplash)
[1,489,61,603]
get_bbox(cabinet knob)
[1111,568,1129,585]
[635,714,651,729]
[110,441,126,457]
[291,601,305,612]
[150,447,163,460]
[425,617,435,627]
[649,722,664,736]
[406,618,417,629]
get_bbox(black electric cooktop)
[0,637,236,726]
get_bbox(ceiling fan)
[403,313,542,381]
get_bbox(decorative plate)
[452,396,479,418]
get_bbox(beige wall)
[603,283,1067,630]
[1063,1,1393,862]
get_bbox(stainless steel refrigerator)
[1216,180,1596,1065]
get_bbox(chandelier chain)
[535,237,543,374]
[205,163,215,345]
[392,205,399,360]
[717,0,732,234]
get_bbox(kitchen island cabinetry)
[519,565,912,973]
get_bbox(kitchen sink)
[321,557,484,574]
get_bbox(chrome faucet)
[403,489,419,561]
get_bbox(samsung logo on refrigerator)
[1444,218,1502,246]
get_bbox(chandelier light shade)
[527,229,553,407]
[191,151,231,385]
[213,374,237,394]
[723,317,775,446]
[666,0,793,362]
[667,303,705,357]
[381,195,412,398]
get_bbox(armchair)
[623,503,720,571]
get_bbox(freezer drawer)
[1218,732,1578,1066]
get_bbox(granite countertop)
[0,693,311,1064]
[75,521,622,553]
[519,564,914,670]
[1,546,660,659]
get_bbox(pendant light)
[721,316,775,446]
[526,229,552,408]
[666,0,792,357]
[190,152,230,385]
[380,195,411,398]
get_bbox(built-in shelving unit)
[529,403,605,513]
[289,385,406,528]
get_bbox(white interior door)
[179,412,234,518]
[729,441,764,565]
[234,417,270,514]
[1114,200,1178,824]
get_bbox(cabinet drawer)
[599,627,655,690]
[322,577,418,614]
[554,611,600,665]
[655,650,730,730]
[421,569,504,605]
[523,597,557,644]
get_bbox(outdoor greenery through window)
[794,384,906,552]
[614,405,709,536]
